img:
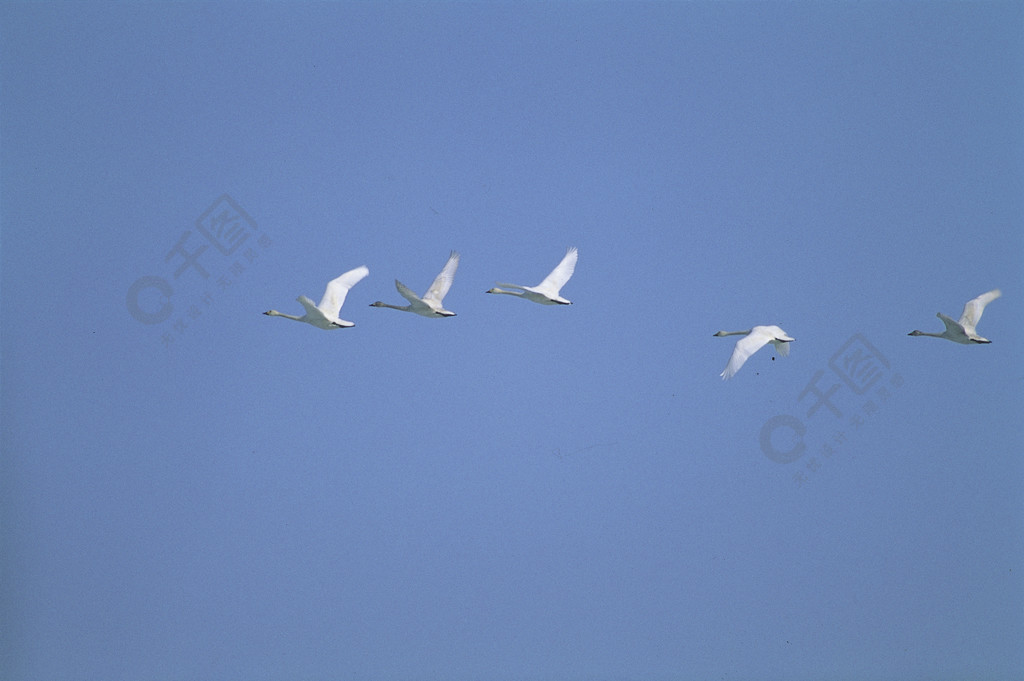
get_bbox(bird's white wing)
[721,332,772,380]
[318,266,369,316]
[423,251,460,304]
[959,289,1001,331]
[394,280,424,306]
[535,247,578,295]
[395,279,435,314]
[937,312,966,336]
[772,339,791,357]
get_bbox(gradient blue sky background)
[2,3,1022,679]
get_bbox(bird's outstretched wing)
[394,280,424,307]
[535,247,577,296]
[721,333,772,380]
[423,251,460,305]
[394,279,435,315]
[959,289,1001,332]
[318,266,369,316]
[937,312,965,337]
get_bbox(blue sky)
[2,2,1022,679]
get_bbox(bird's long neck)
[266,310,305,322]
[371,302,411,311]
[721,330,752,336]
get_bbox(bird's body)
[908,289,1002,344]
[264,266,369,329]
[370,251,460,317]
[486,247,578,305]
[714,325,794,380]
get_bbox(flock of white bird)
[264,248,1002,380]
[264,247,577,325]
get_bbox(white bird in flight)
[369,251,460,317]
[486,247,578,305]
[713,325,795,380]
[908,289,1002,344]
[264,266,369,329]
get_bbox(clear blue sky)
[2,2,1022,679]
